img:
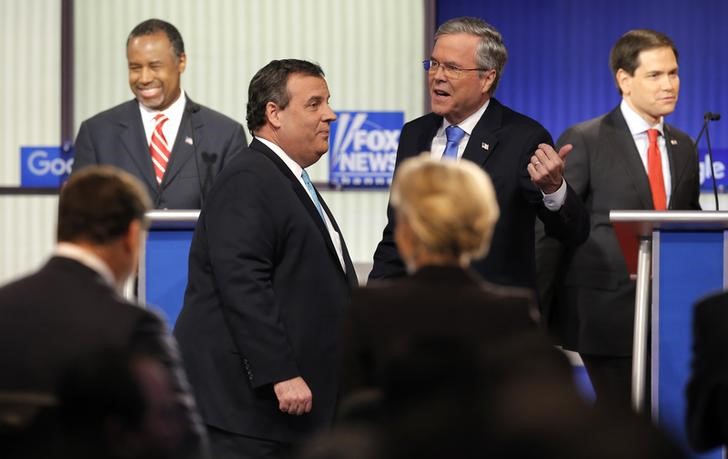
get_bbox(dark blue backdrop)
[436,0,727,150]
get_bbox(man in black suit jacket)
[174,59,358,459]
[537,30,701,408]
[0,166,207,459]
[72,18,246,209]
[687,291,728,451]
[370,17,589,289]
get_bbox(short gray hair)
[435,17,508,95]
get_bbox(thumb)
[557,144,574,160]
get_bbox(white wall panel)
[0,196,58,284]
[0,0,60,185]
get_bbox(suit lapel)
[118,101,158,191]
[412,114,441,159]
[663,124,691,208]
[461,99,501,168]
[603,108,654,209]
[251,139,349,275]
[162,99,199,188]
[318,197,359,285]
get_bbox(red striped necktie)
[150,113,171,184]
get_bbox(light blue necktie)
[443,125,466,160]
[301,170,326,221]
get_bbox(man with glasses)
[370,16,588,291]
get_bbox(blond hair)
[390,155,499,261]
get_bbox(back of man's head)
[58,166,151,245]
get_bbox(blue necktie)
[301,170,326,221]
[443,125,466,160]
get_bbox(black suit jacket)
[0,256,206,457]
[536,106,700,356]
[369,98,589,289]
[72,97,247,209]
[687,291,728,451]
[341,266,555,398]
[174,139,358,443]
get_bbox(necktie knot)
[443,125,466,159]
[647,128,659,143]
[154,113,169,126]
[446,125,466,143]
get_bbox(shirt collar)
[254,136,304,178]
[138,89,187,124]
[440,99,491,136]
[620,99,664,136]
[55,242,117,289]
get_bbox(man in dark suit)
[174,59,358,459]
[0,166,207,459]
[369,16,589,289]
[537,29,701,408]
[687,291,728,451]
[72,18,247,209]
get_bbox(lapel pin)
[185,136,194,145]
[670,139,678,145]
[481,142,490,151]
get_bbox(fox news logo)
[329,111,403,187]
[20,146,74,187]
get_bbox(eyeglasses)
[423,59,488,79]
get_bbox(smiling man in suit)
[536,29,701,409]
[370,16,589,289]
[174,59,358,459]
[72,18,247,209]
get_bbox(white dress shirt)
[255,136,346,272]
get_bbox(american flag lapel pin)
[482,142,490,151]
[185,136,194,145]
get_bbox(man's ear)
[616,68,632,96]
[177,52,187,74]
[480,69,497,95]
[265,101,283,129]
[123,219,143,255]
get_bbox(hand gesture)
[528,143,573,194]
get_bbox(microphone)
[201,152,219,199]
[695,111,721,210]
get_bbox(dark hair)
[246,59,325,133]
[127,18,185,58]
[609,29,678,94]
[58,166,151,244]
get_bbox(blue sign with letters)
[329,111,403,187]
[20,146,73,188]
[699,148,728,192]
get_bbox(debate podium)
[138,210,199,327]
[610,210,728,458]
